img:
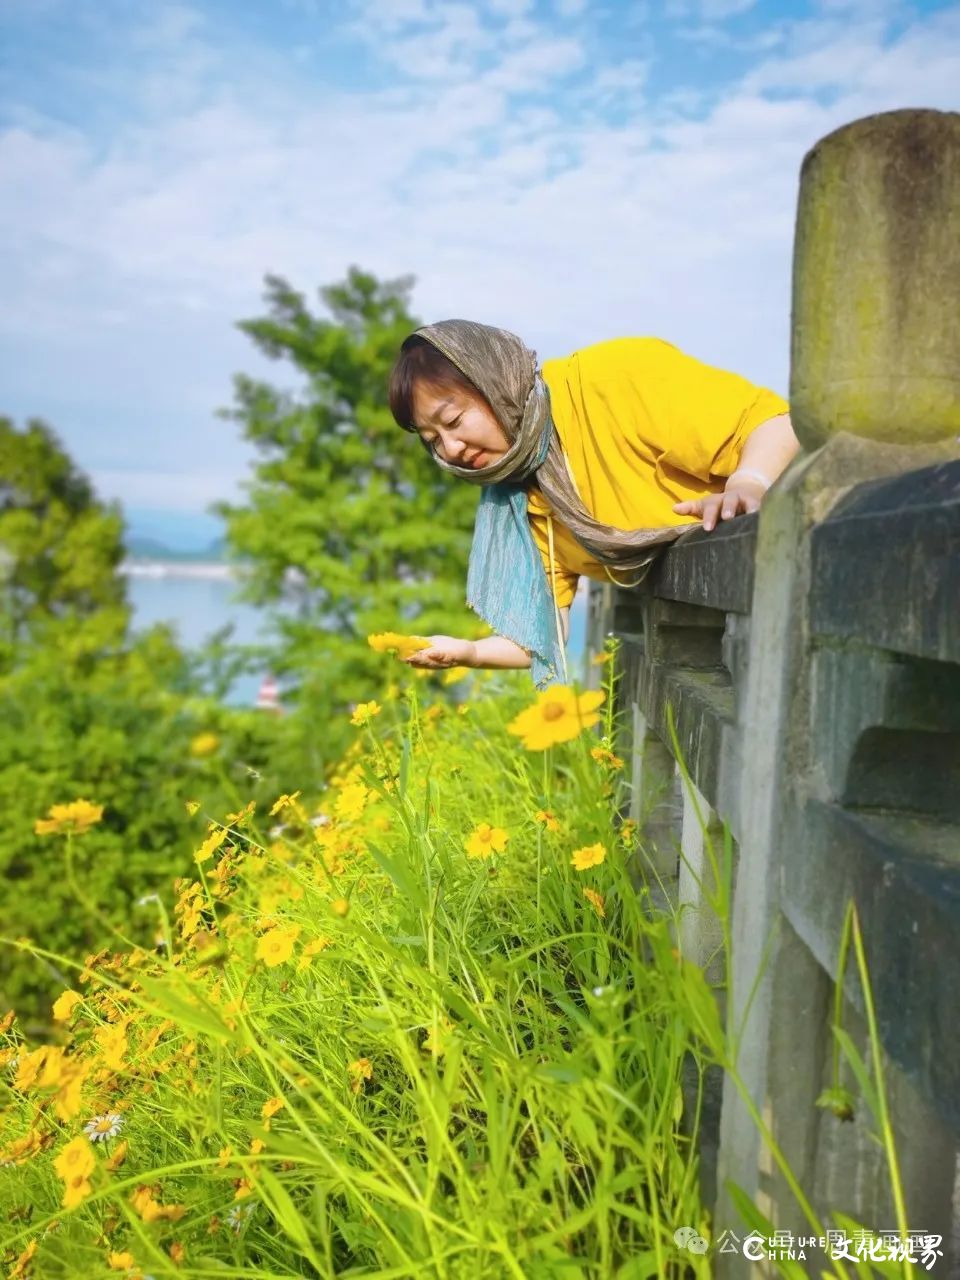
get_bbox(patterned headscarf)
[413,320,684,685]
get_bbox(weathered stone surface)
[784,801,960,1134]
[810,458,960,663]
[791,108,960,448]
[650,517,757,613]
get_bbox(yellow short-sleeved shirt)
[529,337,789,607]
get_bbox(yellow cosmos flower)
[571,842,607,871]
[261,1097,284,1119]
[441,666,470,685]
[34,799,103,836]
[465,823,509,860]
[105,1140,128,1171]
[130,1186,186,1222]
[52,990,83,1022]
[14,1046,49,1091]
[297,937,333,971]
[195,825,228,864]
[53,1136,95,1183]
[62,1173,93,1209]
[350,700,382,727]
[189,732,220,758]
[367,632,431,659]
[249,1138,265,1155]
[583,888,606,918]
[335,782,368,822]
[255,925,301,968]
[347,1057,372,1093]
[108,1252,136,1271]
[269,790,302,817]
[506,686,606,751]
[533,809,560,833]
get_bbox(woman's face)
[410,380,510,470]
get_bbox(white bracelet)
[727,467,772,492]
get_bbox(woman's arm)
[672,412,800,532]
[402,608,570,671]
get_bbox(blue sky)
[1,0,958,547]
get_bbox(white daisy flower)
[83,1112,123,1142]
[226,1202,256,1234]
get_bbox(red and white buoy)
[255,674,282,713]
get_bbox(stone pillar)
[791,108,960,449]
[714,108,960,1276]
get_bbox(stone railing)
[582,108,960,1274]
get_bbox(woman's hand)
[402,636,478,669]
[672,476,768,533]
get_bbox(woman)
[388,320,798,687]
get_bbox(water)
[125,566,589,707]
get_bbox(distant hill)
[125,535,227,563]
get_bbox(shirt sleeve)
[528,510,580,609]
[624,339,789,484]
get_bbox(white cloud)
[3,0,959,511]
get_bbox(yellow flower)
[108,1253,136,1271]
[590,746,624,770]
[269,791,302,817]
[34,799,103,836]
[423,1017,454,1057]
[583,888,606,918]
[367,632,431,659]
[571,842,607,871]
[52,990,83,1022]
[62,1173,93,1209]
[0,1128,41,1166]
[105,1140,128,1171]
[441,666,470,685]
[249,1138,265,1155]
[14,1046,48,1091]
[225,799,256,825]
[347,1057,372,1093]
[9,1240,37,1278]
[533,809,560,833]
[53,1136,95,1183]
[506,686,606,751]
[297,937,333,971]
[261,1096,284,1119]
[195,825,228,864]
[331,897,350,918]
[217,1145,233,1168]
[350,700,382,727]
[189,732,220,759]
[130,1186,186,1222]
[255,925,301,968]
[335,782,368,822]
[464,823,509,860]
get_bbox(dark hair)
[388,335,482,432]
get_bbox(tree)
[0,417,130,669]
[215,267,479,737]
